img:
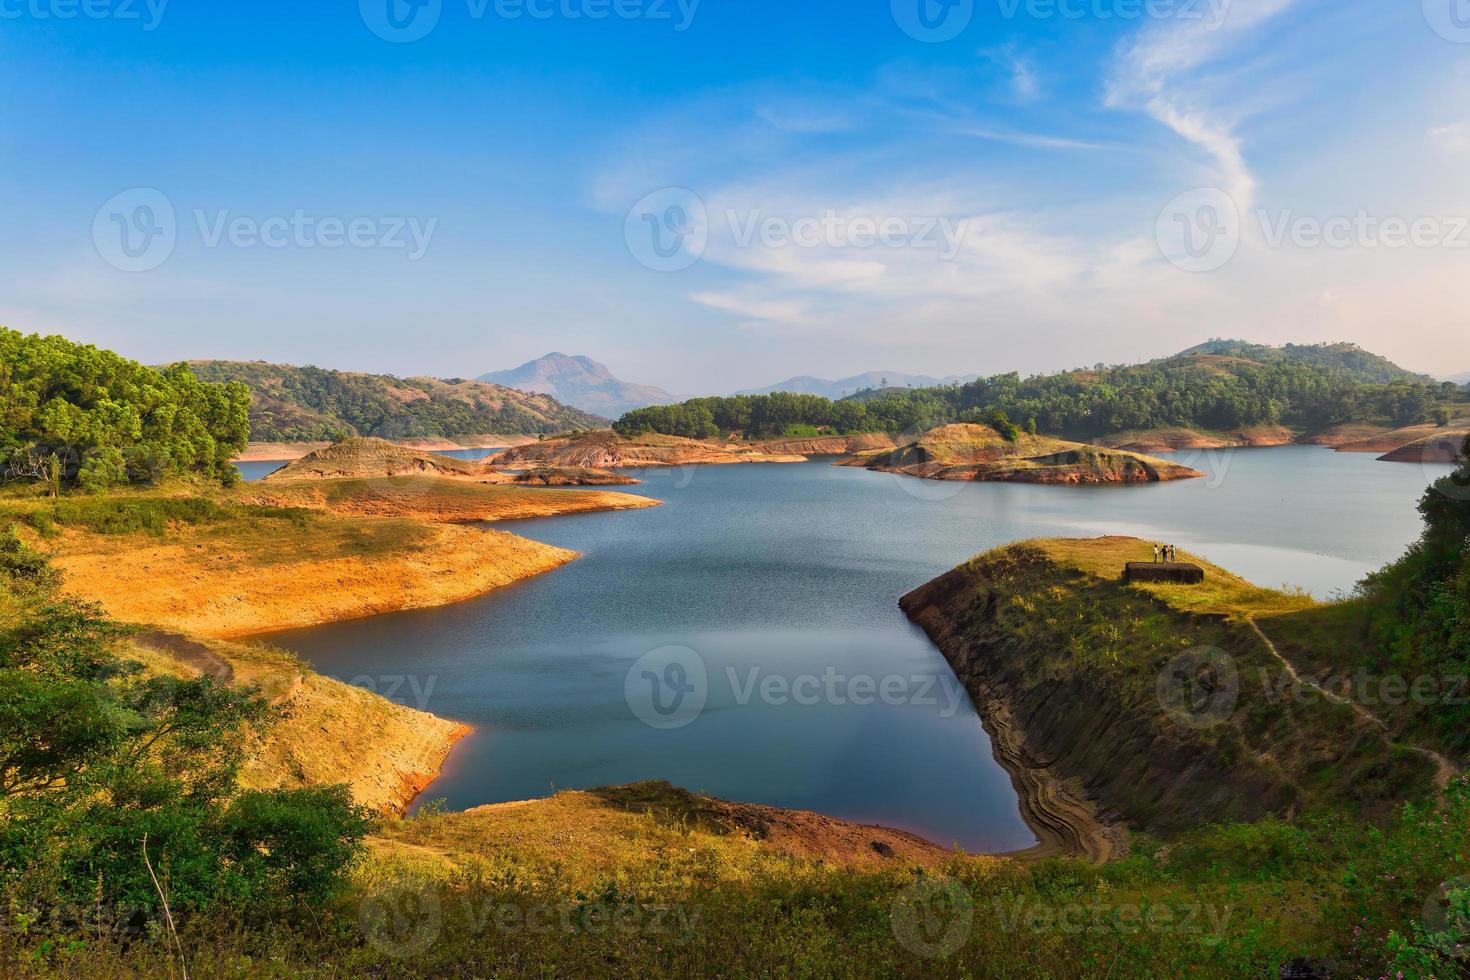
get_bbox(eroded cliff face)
[900,543,1429,846]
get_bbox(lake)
[263,446,1453,852]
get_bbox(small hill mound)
[264,438,483,481]
[1377,430,1470,463]
[492,430,804,469]
[847,424,1202,484]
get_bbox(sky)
[1,0,1467,392]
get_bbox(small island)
[841,423,1205,484]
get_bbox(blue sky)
[1,0,1466,391]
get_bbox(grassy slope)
[902,537,1436,836]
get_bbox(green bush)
[0,534,368,920]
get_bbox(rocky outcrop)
[1097,425,1295,454]
[847,424,1203,485]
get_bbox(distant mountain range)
[735,371,980,400]
[186,360,603,442]
[478,353,676,418]
[1442,371,1470,386]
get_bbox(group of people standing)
[1153,543,1179,564]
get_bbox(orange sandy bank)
[54,520,578,637]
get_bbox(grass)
[926,539,1433,830]
[9,778,1467,977]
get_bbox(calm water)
[265,447,1452,851]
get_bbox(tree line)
[615,357,1459,442]
[1,329,250,493]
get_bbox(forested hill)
[186,361,606,442]
[1176,340,1434,384]
[616,341,1462,442]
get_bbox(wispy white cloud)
[951,125,1112,152]
[1105,0,1300,207]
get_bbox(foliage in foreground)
[0,527,367,924]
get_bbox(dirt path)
[1248,619,1460,790]
[136,630,235,684]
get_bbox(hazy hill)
[1176,340,1433,384]
[735,371,978,400]
[186,360,604,442]
[478,353,675,417]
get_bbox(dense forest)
[616,346,1460,441]
[187,361,604,442]
[0,329,249,492]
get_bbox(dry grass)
[240,475,657,522]
[124,634,465,814]
[44,510,576,636]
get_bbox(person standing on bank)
[1153,544,1160,563]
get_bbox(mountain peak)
[479,354,673,417]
